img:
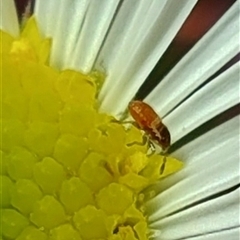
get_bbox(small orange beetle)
[128,100,170,151]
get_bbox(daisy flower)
[1,0,239,240]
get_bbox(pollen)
[0,17,183,240]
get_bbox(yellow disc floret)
[1,17,183,240]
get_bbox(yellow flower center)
[1,17,183,240]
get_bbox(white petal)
[150,188,239,240]
[184,227,240,240]
[145,2,239,117]
[0,0,19,37]
[49,0,91,69]
[96,0,169,97]
[34,0,61,37]
[164,62,240,144]
[34,0,90,68]
[146,115,239,221]
[69,0,120,73]
[98,0,198,117]
[35,0,119,71]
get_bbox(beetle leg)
[126,133,148,147]
[112,119,138,127]
[160,156,167,175]
[146,140,156,156]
